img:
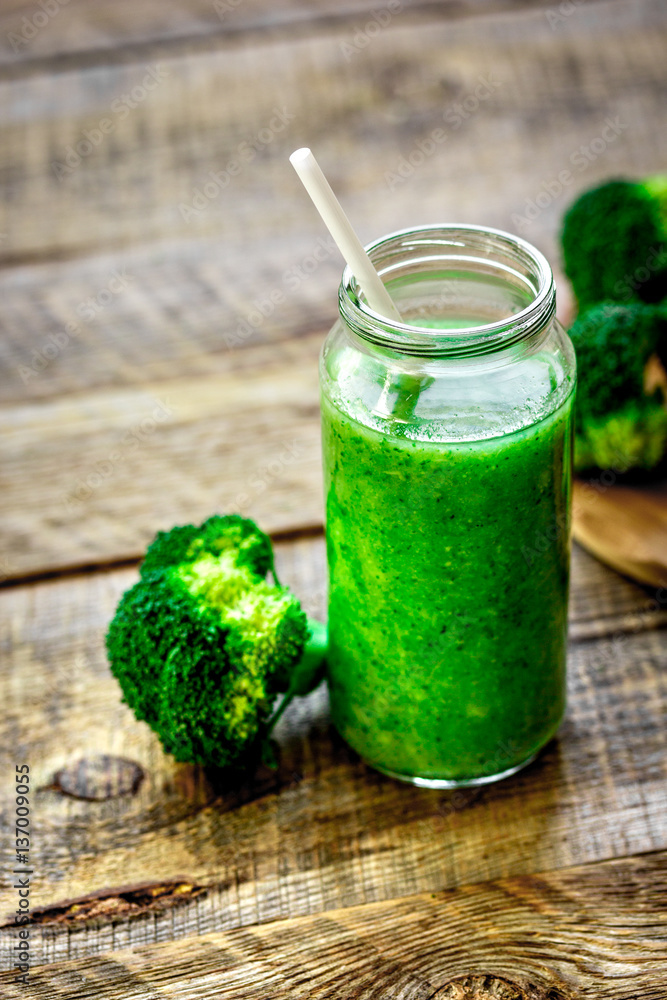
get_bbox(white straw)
[289,147,401,321]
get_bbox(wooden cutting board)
[573,477,667,589]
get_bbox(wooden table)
[1,1,666,996]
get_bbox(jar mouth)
[338,224,556,358]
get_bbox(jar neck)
[338,224,556,360]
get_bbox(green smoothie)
[323,389,574,784]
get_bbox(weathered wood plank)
[568,544,667,640]
[0,0,571,69]
[0,537,665,966]
[0,234,339,404]
[0,349,323,579]
[0,0,664,261]
[2,851,666,995]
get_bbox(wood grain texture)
[0,349,323,579]
[0,235,338,404]
[1,851,666,997]
[0,0,665,262]
[50,754,146,801]
[0,537,665,966]
[0,0,568,68]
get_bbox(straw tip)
[290,147,312,167]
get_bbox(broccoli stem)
[264,618,328,735]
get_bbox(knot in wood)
[430,975,569,1000]
[52,753,145,800]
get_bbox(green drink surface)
[323,390,574,782]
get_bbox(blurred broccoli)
[106,514,326,770]
[561,177,667,310]
[569,301,667,472]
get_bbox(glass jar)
[320,224,575,788]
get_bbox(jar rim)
[338,223,556,358]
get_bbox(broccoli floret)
[140,513,274,579]
[570,302,663,419]
[569,301,667,472]
[106,515,326,769]
[561,177,667,310]
[575,397,667,473]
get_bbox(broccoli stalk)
[568,301,667,473]
[561,177,667,310]
[106,514,326,770]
